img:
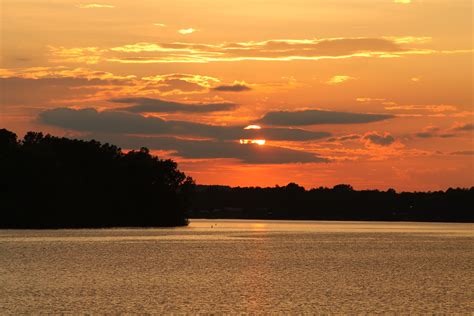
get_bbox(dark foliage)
[0,128,194,228]
[190,183,474,222]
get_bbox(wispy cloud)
[140,73,220,95]
[178,28,197,35]
[0,67,228,105]
[47,36,471,64]
[326,75,354,85]
[212,81,252,92]
[356,97,387,103]
[0,67,134,80]
[384,104,458,113]
[450,150,474,156]
[414,123,473,138]
[393,0,411,4]
[452,122,474,132]
[48,46,106,64]
[76,3,115,9]
[153,23,166,27]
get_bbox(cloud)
[415,124,473,138]
[178,28,197,35]
[212,82,252,92]
[48,46,106,64]
[394,0,411,3]
[450,150,474,156]
[76,4,115,9]
[326,75,354,85]
[415,132,456,139]
[363,132,395,146]
[140,73,219,94]
[38,108,330,164]
[110,97,238,113]
[384,104,458,113]
[153,23,166,27]
[414,125,441,138]
[91,135,329,164]
[257,109,394,126]
[0,67,135,81]
[327,134,361,142]
[0,68,225,105]
[356,97,387,103]
[452,123,474,132]
[47,36,470,64]
[38,108,331,141]
[0,68,136,106]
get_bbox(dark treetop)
[0,128,194,228]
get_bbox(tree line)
[1,128,472,228]
[189,183,473,222]
[0,128,194,228]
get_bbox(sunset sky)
[1,0,473,191]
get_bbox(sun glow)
[244,125,262,130]
[240,139,266,145]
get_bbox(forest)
[0,128,194,228]
[190,183,473,222]
[0,128,472,227]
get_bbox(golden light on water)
[240,139,266,145]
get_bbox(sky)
[0,0,473,191]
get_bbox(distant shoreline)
[1,218,472,230]
[188,217,474,224]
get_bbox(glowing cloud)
[178,28,197,35]
[327,75,354,85]
[153,23,166,27]
[394,0,411,3]
[48,46,106,64]
[384,104,458,113]
[49,37,472,64]
[240,139,266,145]
[244,125,262,130]
[76,4,115,9]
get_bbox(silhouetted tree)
[0,129,194,228]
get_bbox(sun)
[244,125,262,130]
[240,139,266,145]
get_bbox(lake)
[0,220,472,313]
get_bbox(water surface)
[1,220,472,313]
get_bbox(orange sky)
[1,0,473,190]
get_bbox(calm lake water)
[1,220,473,314]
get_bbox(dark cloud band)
[39,107,330,141]
[258,109,394,126]
[212,83,251,92]
[111,97,238,113]
[90,134,328,164]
